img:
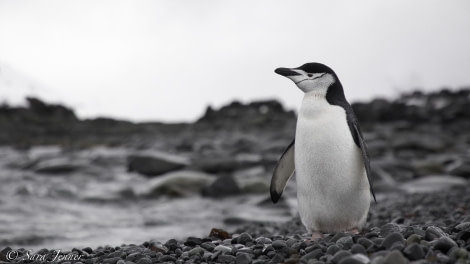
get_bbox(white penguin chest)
[294,95,366,190]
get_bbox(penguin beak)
[275,67,301,77]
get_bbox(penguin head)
[275,63,337,94]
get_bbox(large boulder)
[143,170,214,198]
[202,174,241,198]
[127,152,189,177]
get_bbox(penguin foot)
[310,231,324,240]
[348,228,359,235]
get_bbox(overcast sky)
[1,0,469,122]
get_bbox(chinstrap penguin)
[270,62,376,240]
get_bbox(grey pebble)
[136,258,152,264]
[331,250,352,264]
[116,260,126,264]
[272,240,287,249]
[357,237,374,249]
[255,237,272,245]
[336,236,353,250]
[235,252,252,264]
[201,242,216,252]
[380,223,402,236]
[214,245,233,254]
[184,237,202,246]
[103,257,122,264]
[338,254,370,264]
[270,253,285,264]
[350,244,367,255]
[455,222,470,231]
[403,243,425,260]
[327,244,340,255]
[405,234,421,245]
[380,233,404,249]
[217,254,237,263]
[425,226,447,241]
[448,247,469,260]
[188,247,204,256]
[434,236,457,253]
[381,250,408,264]
[300,248,323,261]
[160,255,177,262]
[237,233,253,245]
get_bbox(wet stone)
[331,250,352,264]
[350,244,367,255]
[357,238,374,249]
[272,240,287,249]
[403,243,425,260]
[300,248,323,261]
[336,236,354,250]
[434,236,458,253]
[381,250,407,264]
[235,252,252,264]
[338,254,370,264]
[136,258,152,264]
[214,245,232,254]
[200,242,216,252]
[380,223,402,237]
[381,233,405,249]
[188,247,204,256]
[327,244,340,255]
[406,234,422,245]
[425,226,447,241]
[184,237,203,246]
[165,239,179,251]
[237,233,253,245]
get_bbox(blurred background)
[0,0,469,250]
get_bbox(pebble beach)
[1,88,470,263]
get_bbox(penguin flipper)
[352,122,377,203]
[270,139,295,203]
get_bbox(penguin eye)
[307,74,313,77]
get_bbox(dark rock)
[202,174,241,198]
[82,247,93,254]
[127,153,187,177]
[327,244,340,255]
[448,162,470,178]
[188,247,204,256]
[357,238,374,249]
[184,237,203,246]
[425,226,447,241]
[403,243,425,260]
[192,156,262,174]
[0,247,12,261]
[200,242,216,252]
[144,171,212,198]
[338,254,370,264]
[160,255,177,262]
[448,247,469,261]
[136,258,152,264]
[380,233,405,249]
[214,245,232,254]
[272,240,287,249]
[381,250,408,264]
[300,248,323,261]
[455,222,470,231]
[331,250,352,264]
[336,236,353,250]
[434,236,458,253]
[237,233,253,245]
[217,254,236,263]
[405,234,422,245]
[380,223,402,237]
[456,230,470,242]
[165,239,178,251]
[350,244,367,255]
[235,252,252,264]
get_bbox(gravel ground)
[2,184,469,264]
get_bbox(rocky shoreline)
[0,88,470,263]
[1,183,469,264]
